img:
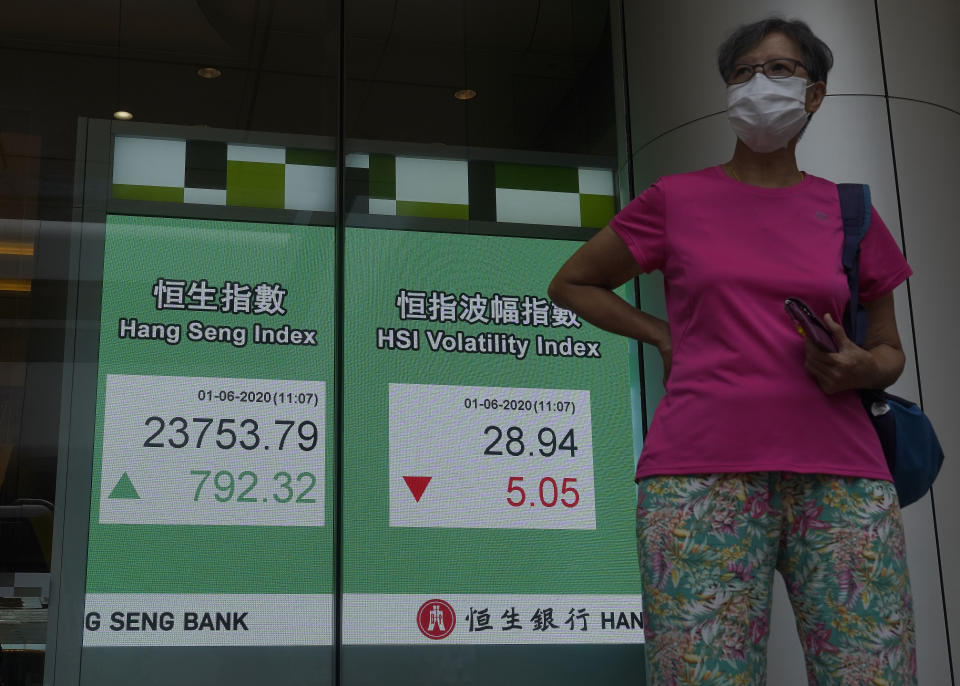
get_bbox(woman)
[549,17,916,686]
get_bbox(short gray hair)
[717,17,834,84]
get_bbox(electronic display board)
[341,227,644,681]
[61,205,644,685]
[78,215,335,677]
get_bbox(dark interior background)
[0,2,617,682]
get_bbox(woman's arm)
[548,225,672,377]
[803,291,906,394]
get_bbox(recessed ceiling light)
[0,278,31,293]
[0,241,34,256]
[454,89,477,101]
[197,66,222,79]
[113,110,134,120]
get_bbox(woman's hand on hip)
[548,226,671,362]
[653,319,672,386]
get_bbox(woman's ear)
[806,81,827,113]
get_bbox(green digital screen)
[342,227,643,646]
[78,216,643,661]
[82,215,335,648]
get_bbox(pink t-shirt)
[610,165,913,481]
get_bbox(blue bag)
[838,183,944,506]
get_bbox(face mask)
[726,74,811,153]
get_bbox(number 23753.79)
[142,417,319,452]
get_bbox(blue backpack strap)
[837,183,871,346]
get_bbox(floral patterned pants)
[636,473,916,686]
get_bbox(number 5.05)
[506,477,579,508]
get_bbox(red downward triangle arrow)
[403,476,432,503]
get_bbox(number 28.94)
[483,426,577,457]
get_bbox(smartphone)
[784,298,837,352]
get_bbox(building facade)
[0,1,955,684]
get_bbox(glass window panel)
[2,2,645,684]
[341,2,645,683]
[0,3,338,683]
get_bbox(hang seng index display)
[343,227,642,606]
[389,382,596,530]
[99,374,325,527]
[83,216,335,651]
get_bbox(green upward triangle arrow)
[108,472,141,499]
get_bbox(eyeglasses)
[727,58,807,84]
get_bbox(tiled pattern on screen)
[112,136,615,228]
[112,137,336,212]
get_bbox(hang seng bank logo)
[417,599,456,640]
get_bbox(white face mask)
[726,74,811,153]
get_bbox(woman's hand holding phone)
[784,298,837,352]
[800,311,880,395]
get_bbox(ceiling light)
[0,241,34,256]
[197,66,222,79]
[0,278,31,293]
[454,89,477,101]
[113,110,134,120]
